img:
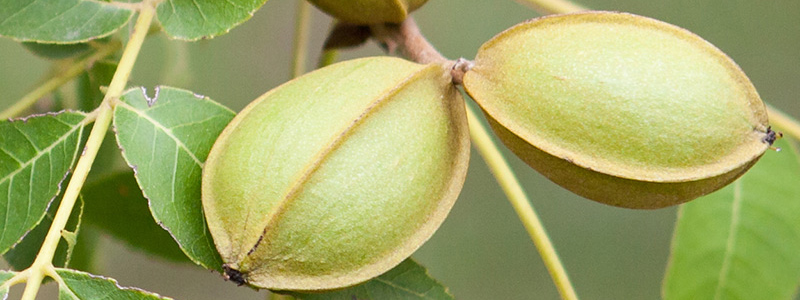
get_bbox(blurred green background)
[1,0,798,299]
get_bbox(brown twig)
[368,17,475,85]
[369,17,448,65]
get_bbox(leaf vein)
[374,276,431,299]
[0,147,23,165]
[191,0,209,22]
[712,180,743,300]
[168,114,226,130]
[28,1,86,33]
[117,102,203,166]
[222,0,246,10]
[170,142,179,225]
[71,5,104,35]
[24,159,36,239]
[1,178,13,245]
[0,0,37,27]
[12,123,42,152]
[0,118,83,191]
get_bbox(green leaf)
[0,0,134,43]
[663,137,800,300]
[0,270,16,297]
[0,111,86,255]
[67,224,100,273]
[56,268,172,300]
[290,259,455,300]
[21,42,92,59]
[113,86,233,271]
[156,0,268,40]
[60,198,82,264]
[78,60,117,113]
[3,194,83,270]
[82,172,189,263]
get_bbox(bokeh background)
[1,0,798,299]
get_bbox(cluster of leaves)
[1,0,800,299]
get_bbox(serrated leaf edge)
[373,259,455,300]
[0,111,86,254]
[114,101,203,165]
[157,0,268,41]
[0,270,16,299]
[55,268,173,300]
[62,196,84,267]
[0,2,135,44]
[111,86,230,271]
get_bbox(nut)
[307,0,428,24]
[202,56,469,290]
[463,11,771,209]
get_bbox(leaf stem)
[0,42,121,120]
[18,3,156,299]
[512,0,587,14]
[317,49,339,69]
[291,0,312,78]
[161,38,191,87]
[465,104,579,300]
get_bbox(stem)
[370,16,579,300]
[513,0,587,14]
[767,106,800,141]
[465,104,579,300]
[317,49,339,69]
[19,3,155,299]
[162,38,191,87]
[269,292,294,300]
[291,0,312,78]
[0,42,121,119]
[369,17,447,64]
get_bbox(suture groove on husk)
[202,56,469,290]
[463,11,772,209]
